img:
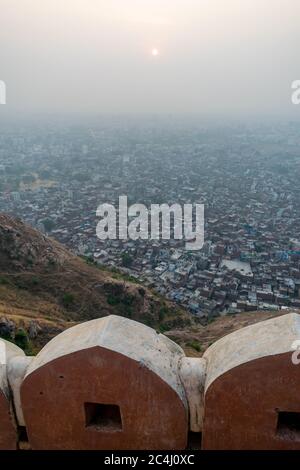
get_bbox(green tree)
[42,218,55,232]
[14,328,29,350]
[62,293,75,308]
[121,252,133,268]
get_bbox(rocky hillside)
[0,213,191,352]
[0,213,296,356]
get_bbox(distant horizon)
[1,110,300,124]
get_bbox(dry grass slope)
[0,213,190,351]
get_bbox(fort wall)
[0,313,300,450]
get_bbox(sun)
[151,48,159,57]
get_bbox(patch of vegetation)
[159,304,169,321]
[42,218,55,233]
[26,257,34,267]
[83,256,95,265]
[122,304,133,318]
[186,340,202,352]
[123,293,135,306]
[14,278,28,290]
[14,328,28,349]
[106,284,135,311]
[111,271,141,284]
[121,252,134,268]
[83,258,141,284]
[107,294,120,306]
[14,328,35,355]
[29,276,39,287]
[62,292,75,308]
[0,331,13,341]
[158,324,169,333]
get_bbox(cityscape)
[1,116,300,322]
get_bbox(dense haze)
[0,0,300,117]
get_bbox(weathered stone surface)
[28,320,42,340]
[21,315,188,450]
[202,313,300,449]
[7,356,34,426]
[0,339,25,449]
[179,357,206,432]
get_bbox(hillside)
[0,213,296,356]
[166,309,296,357]
[0,213,191,352]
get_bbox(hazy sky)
[1,0,300,116]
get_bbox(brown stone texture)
[0,390,17,450]
[202,352,300,449]
[21,346,187,450]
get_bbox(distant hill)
[0,213,191,352]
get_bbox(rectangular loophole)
[187,431,202,450]
[277,411,300,440]
[84,403,122,431]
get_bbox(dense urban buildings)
[1,116,300,322]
